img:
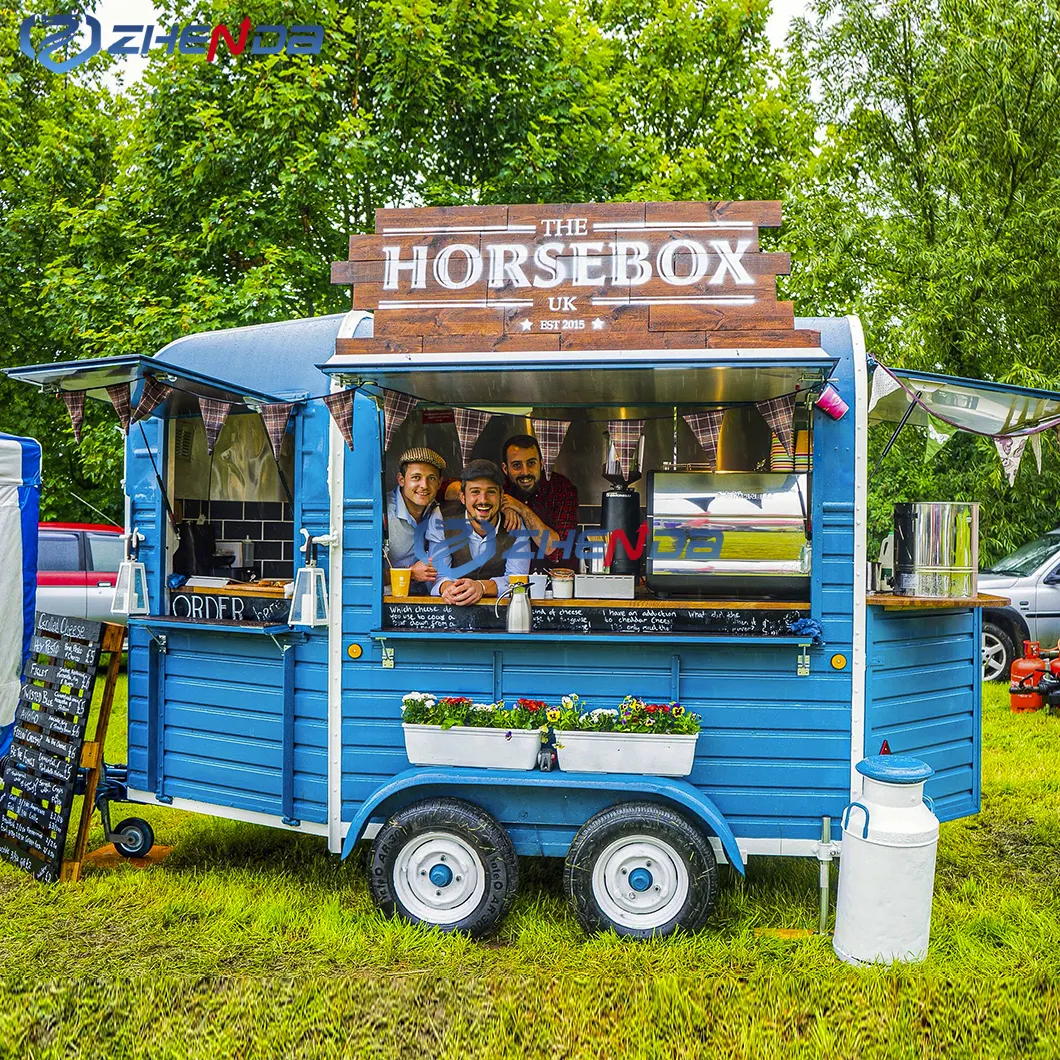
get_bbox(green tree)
[786,0,1060,559]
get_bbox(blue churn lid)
[856,755,934,784]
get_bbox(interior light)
[112,527,149,616]
[289,529,329,628]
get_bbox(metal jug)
[495,579,532,633]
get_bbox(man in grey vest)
[425,459,531,605]
[386,447,446,593]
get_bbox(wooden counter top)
[383,595,810,610]
[866,592,1010,610]
[180,580,290,599]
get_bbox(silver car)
[978,530,1060,681]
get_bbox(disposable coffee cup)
[390,568,412,597]
[529,573,548,599]
[551,568,574,599]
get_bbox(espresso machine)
[601,427,645,576]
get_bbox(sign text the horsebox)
[332,202,821,354]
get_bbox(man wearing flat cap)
[425,459,531,605]
[387,447,446,591]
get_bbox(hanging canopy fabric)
[324,389,356,450]
[869,363,1060,437]
[59,390,85,443]
[683,409,725,467]
[756,393,796,456]
[454,408,492,469]
[383,389,418,453]
[607,419,645,480]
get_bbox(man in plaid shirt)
[499,434,579,572]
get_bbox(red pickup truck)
[36,522,126,624]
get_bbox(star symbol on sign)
[519,318,533,332]
[591,318,606,330]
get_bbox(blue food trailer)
[10,200,1025,938]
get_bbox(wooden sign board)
[333,201,820,355]
[0,614,103,883]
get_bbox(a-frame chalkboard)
[0,613,123,883]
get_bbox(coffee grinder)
[601,427,645,576]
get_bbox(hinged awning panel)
[320,348,836,407]
[5,355,289,416]
[870,366,1060,436]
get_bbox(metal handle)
[923,794,935,814]
[493,587,513,618]
[842,801,871,839]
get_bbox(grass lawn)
[0,679,1057,1057]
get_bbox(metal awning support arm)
[869,390,922,485]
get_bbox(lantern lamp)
[112,527,149,616]
[289,528,329,628]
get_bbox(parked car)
[979,529,1060,681]
[36,523,126,625]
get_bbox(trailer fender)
[341,767,745,874]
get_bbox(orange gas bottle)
[1010,641,1047,712]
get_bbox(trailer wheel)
[368,798,518,938]
[564,801,717,939]
[982,621,1016,683]
[113,817,155,858]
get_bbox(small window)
[87,532,124,573]
[38,531,81,572]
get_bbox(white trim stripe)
[593,221,755,231]
[849,314,870,799]
[591,296,756,306]
[376,300,532,309]
[380,225,538,234]
[326,376,347,854]
[125,789,329,837]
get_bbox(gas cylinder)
[1010,641,1046,713]
[834,755,939,965]
[1049,643,1060,680]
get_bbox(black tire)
[564,801,718,939]
[368,797,518,938]
[113,817,155,858]
[982,621,1017,683]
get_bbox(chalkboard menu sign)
[169,590,291,624]
[383,602,804,638]
[0,614,103,883]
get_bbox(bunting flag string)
[454,407,492,468]
[131,377,172,424]
[607,419,645,480]
[868,365,903,414]
[682,410,725,468]
[994,435,1027,486]
[106,384,131,434]
[924,413,957,461]
[383,390,418,453]
[756,393,796,456]
[59,391,85,444]
[260,402,294,461]
[531,418,571,480]
[198,397,234,456]
[1030,432,1043,473]
[324,390,356,450]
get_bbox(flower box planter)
[402,723,542,771]
[554,731,698,777]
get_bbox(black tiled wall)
[178,499,294,581]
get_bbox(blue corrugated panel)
[865,607,981,820]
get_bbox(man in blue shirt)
[386,447,446,592]
[425,459,531,604]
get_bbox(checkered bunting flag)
[106,384,131,434]
[454,407,492,468]
[260,402,294,462]
[756,393,796,456]
[59,390,85,443]
[531,418,571,480]
[606,419,645,481]
[383,390,418,453]
[198,396,234,456]
[324,390,356,450]
[131,377,172,424]
[682,410,725,468]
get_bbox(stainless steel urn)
[893,502,978,599]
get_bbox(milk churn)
[833,755,939,965]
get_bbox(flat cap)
[399,447,446,472]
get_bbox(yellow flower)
[547,708,561,722]
[672,705,685,716]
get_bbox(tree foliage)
[786,0,1060,560]
[2,0,809,521]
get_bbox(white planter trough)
[402,724,542,771]
[555,731,698,777]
